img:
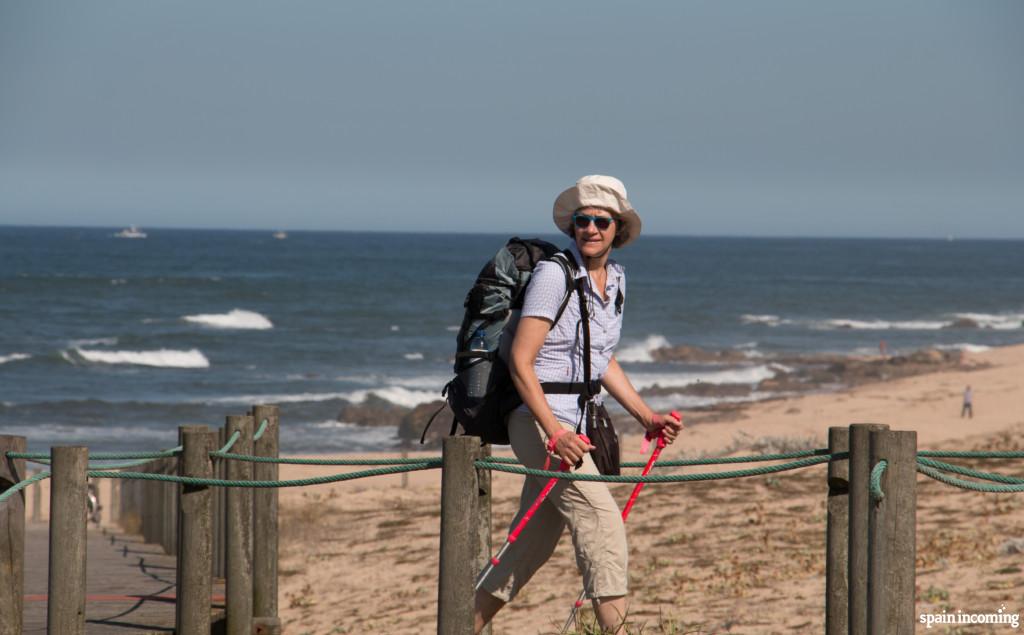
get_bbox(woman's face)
[572,207,618,259]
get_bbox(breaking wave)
[203,386,438,409]
[616,335,671,363]
[73,348,211,368]
[182,309,273,330]
[629,365,780,391]
[741,314,790,327]
[951,312,1024,330]
[812,318,948,331]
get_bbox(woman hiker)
[474,175,685,634]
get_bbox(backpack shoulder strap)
[576,278,592,395]
[550,249,577,328]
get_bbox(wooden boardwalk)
[23,522,225,634]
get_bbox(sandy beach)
[25,344,1021,633]
[271,344,1024,634]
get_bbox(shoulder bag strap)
[574,277,596,436]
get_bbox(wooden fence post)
[32,468,43,524]
[155,459,166,549]
[401,439,410,489]
[225,415,254,635]
[117,471,130,532]
[0,435,26,635]
[214,425,227,580]
[476,443,493,635]
[825,426,849,635]
[124,470,142,534]
[847,423,888,635]
[143,459,158,544]
[868,429,917,634]
[437,436,480,635]
[164,456,178,555]
[48,446,89,635]
[177,425,215,635]
[126,471,142,533]
[109,477,120,526]
[251,404,281,635]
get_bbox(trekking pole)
[559,411,681,634]
[475,455,573,591]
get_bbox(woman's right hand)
[549,428,596,467]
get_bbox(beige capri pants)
[479,409,628,602]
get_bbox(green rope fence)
[917,457,1024,485]
[217,430,241,454]
[916,463,1024,493]
[253,418,269,441]
[4,444,1024,503]
[7,448,182,463]
[208,453,440,465]
[8,447,1021,469]
[476,454,835,483]
[0,470,51,505]
[204,449,841,467]
[917,450,1024,459]
[87,461,443,488]
[870,460,888,502]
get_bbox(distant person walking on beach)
[961,385,973,418]
[473,176,684,634]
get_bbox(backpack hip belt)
[540,380,602,396]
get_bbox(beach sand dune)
[277,345,1024,634]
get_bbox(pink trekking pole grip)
[622,411,678,522]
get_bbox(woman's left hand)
[645,412,684,444]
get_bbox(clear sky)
[1,1,1021,238]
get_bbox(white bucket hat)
[553,175,642,248]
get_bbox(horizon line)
[1,223,1021,242]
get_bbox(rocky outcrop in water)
[650,345,751,363]
[640,382,754,398]
[337,395,406,428]
[397,401,451,446]
[945,318,979,329]
[637,347,972,408]
[764,349,967,393]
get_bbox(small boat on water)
[114,225,147,239]
[273,231,288,240]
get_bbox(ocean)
[2,226,1022,453]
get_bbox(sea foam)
[642,391,777,413]
[616,335,671,363]
[0,353,30,365]
[952,312,1024,330]
[935,343,992,353]
[75,348,211,368]
[741,314,788,327]
[812,318,947,331]
[205,386,439,409]
[69,337,118,348]
[183,309,273,330]
[630,364,779,391]
[336,373,452,390]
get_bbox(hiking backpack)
[422,237,576,445]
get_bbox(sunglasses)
[572,213,616,231]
